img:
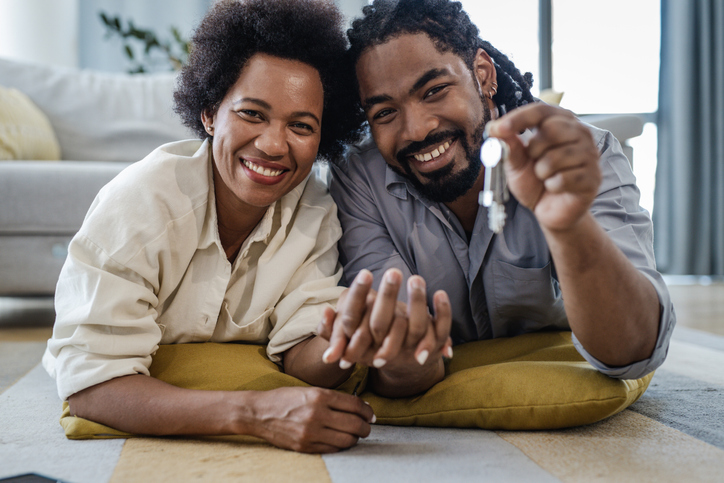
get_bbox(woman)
[43,0,372,454]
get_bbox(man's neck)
[444,172,485,233]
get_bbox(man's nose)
[254,124,288,158]
[400,107,439,143]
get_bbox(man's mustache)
[396,129,463,162]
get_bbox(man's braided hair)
[347,0,536,115]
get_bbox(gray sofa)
[0,57,190,296]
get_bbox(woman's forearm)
[68,374,260,436]
[283,335,355,388]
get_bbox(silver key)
[479,136,510,233]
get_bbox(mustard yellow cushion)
[0,85,61,160]
[60,332,652,439]
[365,331,652,429]
[60,343,367,439]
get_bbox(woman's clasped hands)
[318,269,454,397]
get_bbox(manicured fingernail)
[416,350,429,365]
[373,358,387,368]
[385,269,401,284]
[446,346,454,359]
[356,269,372,284]
[371,414,377,424]
[339,359,353,370]
[409,276,424,291]
[322,347,334,364]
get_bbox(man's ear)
[472,48,497,98]
[201,110,215,136]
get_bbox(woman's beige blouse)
[43,139,344,400]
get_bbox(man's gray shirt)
[329,125,675,379]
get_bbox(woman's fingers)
[405,275,430,348]
[372,309,408,367]
[337,270,374,338]
[432,290,452,353]
[368,268,403,345]
[259,387,373,453]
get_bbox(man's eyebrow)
[409,68,450,95]
[362,94,392,111]
[361,68,450,111]
[233,98,320,125]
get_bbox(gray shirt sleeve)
[570,127,676,379]
[328,148,415,293]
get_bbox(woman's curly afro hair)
[347,0,536,115]
[174,0,365,163]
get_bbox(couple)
[43,0,675,454]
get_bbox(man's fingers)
[368,268,403,345]
[490,102,575,141]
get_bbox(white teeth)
[413,141,452,162]
[243,159,284,177]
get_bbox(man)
[319,0,675,398]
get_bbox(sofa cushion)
[0,161,129,235]
[0,85,61,160]
[0,57,191,162]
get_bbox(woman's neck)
[212,165,267,263]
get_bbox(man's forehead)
[356,33,467,95]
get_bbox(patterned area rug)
[1,327,723,483]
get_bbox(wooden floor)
[1,281,723,342]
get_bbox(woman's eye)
[239,110,262,120]
[291,122,314,133]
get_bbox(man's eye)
[425,85,447,98]
[373,108,394,120]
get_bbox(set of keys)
[479,134,510,233]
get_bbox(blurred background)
[0,0,721,280]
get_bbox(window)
[460,0,660,214]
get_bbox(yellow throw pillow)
[60,332,652,439]
[0,85,61,160]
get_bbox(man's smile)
[412,140,451,162]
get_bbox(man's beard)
[393,100,491,204]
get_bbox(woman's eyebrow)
[233,97,271,109]
[233,98,320,124]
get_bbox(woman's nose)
[254,124,288,158]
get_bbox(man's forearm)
[369,356,445,398]
[543,212,660,367]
